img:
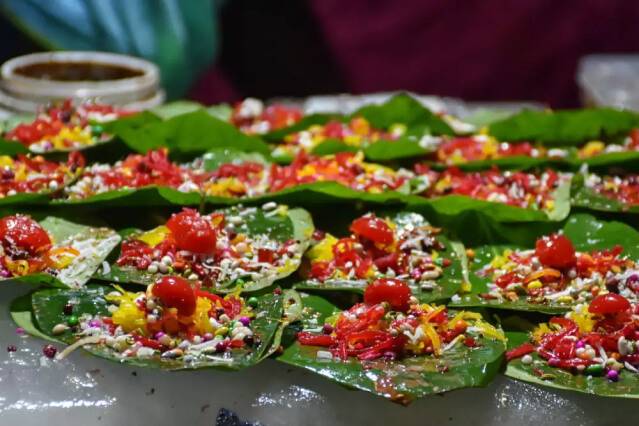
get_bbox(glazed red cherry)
[166,209,217,255]
[152,276,196,316]
[534,234,576,269]
[364,278,412,312]
[0,215,51,255]
[588,293,631,315]
[350,215,394,245]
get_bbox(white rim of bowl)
[0,88,166,114]
[1,51,160,99]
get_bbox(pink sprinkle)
[15,327,25,335]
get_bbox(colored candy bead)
[607,369,620,382]
[585,364,604,376]
[42,344,57,359]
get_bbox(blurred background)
[1,0,639,108]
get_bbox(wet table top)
[1,282,637,426]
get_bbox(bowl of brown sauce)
[0,51,164,113]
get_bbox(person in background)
[2,0,639,107]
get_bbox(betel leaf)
[200,148,270,172]
[54,185,203,207]
[150,101,233,122]
[262,113,340,141]
[570,172,639,214]
[204,181,410,208]
[489,108,639,146]
[266,94,453,161]
[505,331,639,398]
[431,156,567,173]
[100,206,314,293]
[450,244,570,315]
[151,101,206,120]
[406,176,571,223]
[205,104,233,122]
[576,150,639,170]
[305,137,437,162]
[0,113,36,133]
[258,289,304,362]
[0,138,30,155]
[563,213,639,259]
[10,292,61,343]
[0,192,52,206]
[293,212,466,303]
[196,147,412,207]
[0,112,155,157]
[277,293,506,404]
[353,93,453,135]
[27,285,285,370]
[451,213,639,313]
[272,136,435,164]
[462,108,516,128]
[109,109,271,159]
[4,217,120,288]
[362,138,432,162]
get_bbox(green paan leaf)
[0,113,36,134]
[432,156,567,173]
[293,212,465,303]
[572,150,639,170]
[0,111,154,157]
[570,172,639,214]
[109,110,271,160]
[0,191,53,206]
[150,101,206,120]
[184,147,410,207]
[505,331,639,398]
[200,148,270,172]
[451,213,639,313]
[277,293,506,403]
[405,175,571,224]
[262,114,340,141]
[150,101,233,122]
[54,185,203,207]
[462,108,516,128]
[100,206,314,293]
[204,180,410,207]
[4,217,120,288]
[268,94,453,162]
[26,285,284,370]
[10,292,61,343]
[489,108,639,146]
[0,138,30,155]
[353,93,454,135]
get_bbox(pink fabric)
[189,67,239,104]
[308,0,639,107]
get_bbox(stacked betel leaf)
[5,94,639,404]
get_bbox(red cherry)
[152,276,196,316]
[364,278,412,312]
[534,234,576,269]
[0,215,51,255]
[350,215,394,245]
[166,209,217,255]
[588,293,631,315]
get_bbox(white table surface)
[1,281,638,426]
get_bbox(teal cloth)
[0,0,219,99]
